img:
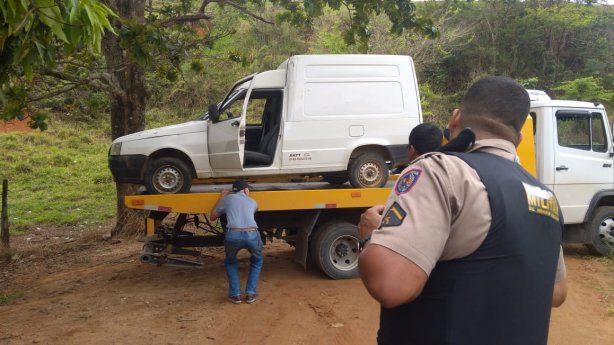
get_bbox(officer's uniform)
[370,138,566,344]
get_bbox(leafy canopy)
[0,0,116,128]
[1,0,437,130]
[552,77,614,103]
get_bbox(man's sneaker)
[228,295,242,304]
[245,294,257,304]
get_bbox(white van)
[108,55,422,194]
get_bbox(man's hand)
[359,205,385,239]
[210,189,230,221]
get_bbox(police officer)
[393,123,443,174]
[210,180,262,304]
[407,122,443,161]
[358,76,567,345]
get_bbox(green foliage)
[0,0,116,126]
[273,0,438,51]
[0,120,115,233]
[552,77,614,103]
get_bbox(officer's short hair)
[460,76,530,143]
[409,123,443,154]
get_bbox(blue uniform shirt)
[215,191,258,229]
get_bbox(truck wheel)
[144,157,193,194]
[322,173,348,186]
[310,221,360,279]
[587,206,614,256]
[348,152,389,188]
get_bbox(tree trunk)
[102,0,148,236]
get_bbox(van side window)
[556,111,607,152]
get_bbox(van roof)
[277,54,413,70]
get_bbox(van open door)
[208,75,256,170]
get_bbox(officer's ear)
[515,132,523,148]
[448,109,462,139]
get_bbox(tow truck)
[125,180,395,279]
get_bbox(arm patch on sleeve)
[395,169,421,195]
[380,202,407,228]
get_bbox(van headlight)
[109,142,122,156]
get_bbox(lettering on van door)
[288,153,312,161]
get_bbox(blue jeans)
[224,231,263,297]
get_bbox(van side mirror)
[208,104,220,122]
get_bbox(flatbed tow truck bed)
[125,181,395,279]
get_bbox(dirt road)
[1,233,613,345]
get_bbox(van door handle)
[603,163,612,168]
[231,120,240,127]
[556,165,568,171]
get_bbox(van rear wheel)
[145,157,193,194]
[348,152,389,188]
[587,206,614,256]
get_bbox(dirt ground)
[1,228,613,345]
[0,119,32,133]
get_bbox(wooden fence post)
[1,179,9,249]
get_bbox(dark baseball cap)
[232,180,250,192]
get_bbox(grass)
[0,118,116,233]
[0,108,194,235]
[0,291,24,305]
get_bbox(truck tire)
[322,173,349,186]
[348,152,389,188]
[310,221,360,279]
[144,157,193,194]
[587,206,614,256]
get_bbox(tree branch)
[210,0,274,24]
[40,69,120,95]
[27,84,80,102]
[199,0,210,13]
[160,13,214,27]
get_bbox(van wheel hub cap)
[154,167,183,193]
[359,162,381,185]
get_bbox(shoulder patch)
[395,169,421,195]
[380,202,407,228]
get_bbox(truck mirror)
[208,104,220,122]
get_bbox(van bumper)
[108,154,147,184]
[386,144,410,167]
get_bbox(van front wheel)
[348,152,389,188]
[145,157,193,194]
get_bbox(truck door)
[553,110,612,223]
[208,78,256,170]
